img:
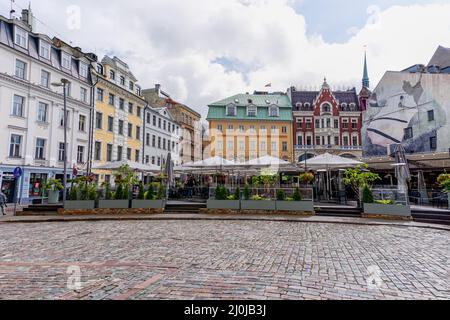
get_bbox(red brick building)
[287,79,364,163]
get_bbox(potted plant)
[437,173,450,208]
[207,185,240,210]
[343,164,381,208]
[132,182,166,209]
[43,178,63,204]
[64,176,97,210]
[275,187,314,213]
[98,165,137,209]
[299,172,314,185]
[362,184,412,217]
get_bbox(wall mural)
[362,71,450,157]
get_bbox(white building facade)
[0,11,95,203]
[143,106,180,174]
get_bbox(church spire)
[362,50,370,88]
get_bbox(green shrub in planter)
[375,200,395,205]
[103,182,113,200]
[276,189,286,201]
[145,184,154,200]
[234,187,241,200]
[362,185,374,204]
[137,183,145,200]
[243,185,250,200]
[292,188,303,201]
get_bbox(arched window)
[322,103,331,113]
[226,104,236,116]
[298,153,315,163]
[269,105,279,117]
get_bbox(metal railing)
[209,187,314,201]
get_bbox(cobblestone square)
[0,220,449,300]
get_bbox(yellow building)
[91,56,145,184]
[207,92,294,163]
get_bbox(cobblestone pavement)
[0,220,449,300]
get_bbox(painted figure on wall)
[363,72,448,157]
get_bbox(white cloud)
[24,0,450,118]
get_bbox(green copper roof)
[207,93,293,121]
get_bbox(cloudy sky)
[2,0,450,117]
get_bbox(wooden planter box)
[364,203,411,217]
[241,200,276,210]
[276,200,314,212]
[98,200,130,209]
[207,200,240,210]
[64,200,96,210]
[131,200,165,209]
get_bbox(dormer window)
[61,52,71,70]
[341,103,348,110]
[120,76,125,86]
[97,64,104,75]
[349,103,356,109]
[39,40,51,60]
[269,105,279,117]
[129,81,134,91]
[247,105,257,117]
[322,103,331,113]
[79,62,89,78]
[226,104,237,117]
[295,102,302,108]
[304,102,311,109]
[14,26,28,49]
[109,70,115,80]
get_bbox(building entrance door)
[1,173,16,203]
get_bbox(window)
[297,135,303,145]
[41,70,50,88]
[109,70,115,80]
[282,142,288,152]
[260,126,267,133]
[95,112,103,130]
[77,146,85,163]
[351,119,358,129]
[326,118,331,128]
[79,62,88,78]
[129,81,134,91]
[428,110,435,122]
[334,119,339,129]
[228,124,234,131]
[306,119,312,130]
[119,98,125,110]
[271,142,278,152]
[163,120,167,131]
[128,103,133,114]
[79,114,86,132]
[153,115,157,126]
[404,127,413,140]
[226,104,236,116]
[430,137,437,150]
[37,102,48,123]
[316,136,321,146]
[38,41,51,60]
[65,82,72,97]
[227,141,234,151]
[247,105,257,117]
[58,143,66,162]
[127,148,132,160]
[158,118,161,128]
[352,136,358,146]
[34,138,46,160]
[14,27,28,48]
[94,142,101,161]
[168,141,171,151]
[269,106,279,117]
[322,103,331,113]
[250,141,256,152]
[117,146,123,161]
[306,136,312,146]
[109,93,115,105]
[342,119,349,129]
[146,113,151,124]
[152,135,156,147]
[118,120,124,135]
[97,64,104,75]
[120,76,125,86]
[97,88,104,102]
[217,124,223,133]
[135,150,140,162]
[9,134,22,158]
[137,107,142,118]
[335,136,339,146]
[80,87,88,103]
[152,156,156,165]
[128,123,133,138]
[282,126,287,134]
[12,95,25,117]
[163,139,166,150]
[158,137,161,149]
[315,119,320,129]
[343,136,349,146]
[157,157,161,166]
[15,60,27,79]
[106,144,113,162]
[260,141,266,151]
[145,156,150,164]
[62,52,71,70]
[136,126,141,140]
[239,125,245,133]
[107,116,114,132]
[146,133,150,146]
[59,109,70,127]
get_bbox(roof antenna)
[10,0,16,19]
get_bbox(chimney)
[155,84,161,95]
[20,7,34,30]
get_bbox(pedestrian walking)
[0,191,8,216]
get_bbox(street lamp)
[51,78,70,207]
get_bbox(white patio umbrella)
[189,156,235,168]
[300,153,363,201]
[93,161,161,173]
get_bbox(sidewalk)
[0,213,449,231]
